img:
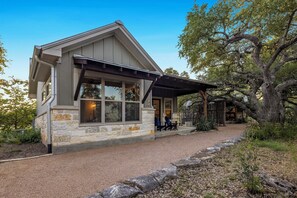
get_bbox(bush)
[0,128,41,144]
[196,117,217,131]
[246,122,297,141]
[238,141,263,194]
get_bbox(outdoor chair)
[155,117,166,131]
[165,117,178,131]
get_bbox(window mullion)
[102,79,105,124]
[122,82,125,123]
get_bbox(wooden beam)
[199,90,208,119]
[142,77,159,104]
[74,65,86,101]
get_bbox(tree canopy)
[0,40,7,74]
[164,67,179,76]
[178,0,297,123]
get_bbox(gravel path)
[0,124,245,198]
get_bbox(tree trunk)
[259,70,285,124]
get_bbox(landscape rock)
[260,172,297,194]
[150,165,177,184]
[101,183,142,198]
[206,146,221,153]
[125,175,159,193]
[86,192,103,198]
[172,158,201,168]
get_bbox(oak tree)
[178,0,297,123]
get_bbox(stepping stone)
[150,165,177,184]
[125,175,159,193]
[172,158,201,168]
[101,183,142,198]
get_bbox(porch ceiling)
[153,74,217,97]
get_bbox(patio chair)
[155,117,166,131]
[165,117,178,131]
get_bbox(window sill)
[79,121,142,127]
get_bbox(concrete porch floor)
[155,126,196,138]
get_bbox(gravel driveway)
[0,124,245,198]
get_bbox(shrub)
[196,117,217,131]
[18,128,41,143]
[0,128,41,144]
[246,122,297,141]
[196,117,210,131]
[238,141,263,194]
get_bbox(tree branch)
[266,36,297,69]
[272,55,297,74]
[275,79,297,92]
[227,34,264,68]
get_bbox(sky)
[0,0,216,80]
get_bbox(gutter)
[34,55,56,153]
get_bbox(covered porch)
[151,74,217,134]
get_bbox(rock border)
[86,135,245,198]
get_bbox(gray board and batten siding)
[57,35,148,106]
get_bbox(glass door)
[164,98,173,119]
[153,99,161,120]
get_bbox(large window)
[125,82,140,121]
[80,79,140,124]
[105,81,122,122]
[80,80,102,123]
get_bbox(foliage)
[254,140,289,152]
[196,116,217,131]
[246,122,297,140]
[0,128,41,144]
[180,71,190,79]
[164,67,179,76]
[0,39,7,74]
[238,141,263,194]
[178,0,297,124]
[0,76,36,131]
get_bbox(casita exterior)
[29,21,216,153]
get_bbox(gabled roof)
[29,20,163,98]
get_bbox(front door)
[164,98,173,119]
[153,99,161,120]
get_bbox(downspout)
[34,55,56,153]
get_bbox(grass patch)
[254,140,289,152]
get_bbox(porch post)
[199,90,208,119]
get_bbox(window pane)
[105,101,122,122]
[125,82,140,101]
[80,82,101,99]
[105,81,122,101]
[80,100,101,123]
[125,103,140,121]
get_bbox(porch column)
[199,90,208,119]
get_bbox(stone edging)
[0,153,53,164]
[86,135,245,198]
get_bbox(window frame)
[41,76,52,104]
[79,77,142,126]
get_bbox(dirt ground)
[0,143,47,160]
[0,124,245,198]
[139,140,297,198]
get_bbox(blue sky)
[0,0,215,80]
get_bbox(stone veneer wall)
[35,113,48,146]
[50,107,155,153]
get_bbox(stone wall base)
[53,134,155,154]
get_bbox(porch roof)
[153,74,217,97]
[73,54,161,81]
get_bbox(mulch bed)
[138,141,297,198]
[0,143,48,160]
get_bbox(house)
[29,21,216,153]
